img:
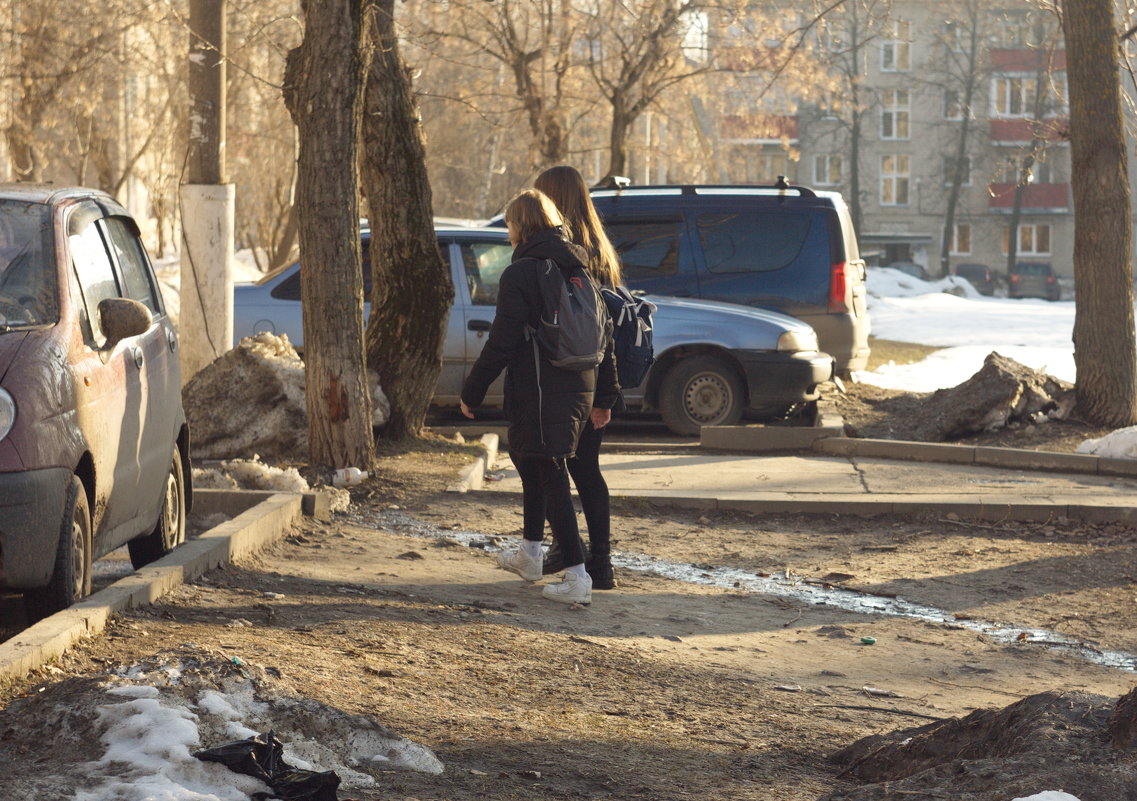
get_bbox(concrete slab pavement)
[476,438,1137,524]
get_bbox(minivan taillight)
[829,261,849,313]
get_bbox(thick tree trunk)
[282,0,375,469]
[361,0,453,440]
[1063,0,1137,426]
[940,17,979,278]
[606,100,631,179]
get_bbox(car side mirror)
[98,298,152,348]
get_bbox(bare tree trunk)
[939,10,980,278]
[282,0,375,469]
[1062,0,1137,426]
[361,0,454,440]
[607,99,631,179]
[848,108,863,236]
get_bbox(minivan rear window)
[696,212,812,274]
[604,219,681,279]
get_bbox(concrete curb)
[446,433,500,493]
[812,436,1137,478]
[604,491,1137,524]
[701,414,845,451]
[0,489,313,684]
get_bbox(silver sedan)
[233,225,834,435]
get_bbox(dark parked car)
[1010,261,1060,301]
[0,185,190,619]
[951,262,995,296]
[233,225,834,435]
[579,182,870,378]
[883,261,929,280]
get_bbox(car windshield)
[0,200,56,326]
[1015,263,1050,276]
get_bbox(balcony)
[989,118,1069,144]
[987,183,1069,213]
[720,114,799,143]
[989,49,1066,72]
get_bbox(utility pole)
[179,0,233,384]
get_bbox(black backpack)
[601,285,655,389]
[529,259,606,372]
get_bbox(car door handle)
[468,320,492,332]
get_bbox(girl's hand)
[460,401,475,419]
[590,407,612,429]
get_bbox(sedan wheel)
[24,476,92,621]
[659,356,745,436]
[128,445,186,569]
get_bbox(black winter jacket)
[461,228,619,459]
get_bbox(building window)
[999,11,1047,49]
[944,89,968,120]
[881,89,910,139]
[943,155,971,186]
[1003,223,1051,256]
[950,223,971,255]
[881,20,911,71]
[993,76,1038,117]
[944,20,967,53]
[880,155,910,206]
[814,154,843,186]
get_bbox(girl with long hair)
[460,188,618,604]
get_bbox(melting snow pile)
[193,456,351,512]
[32,648,443,801]
[183,333,390,461]
[1077,425,1137,460]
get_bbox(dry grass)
[866,337,941,371]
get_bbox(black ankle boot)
[542,536,587,575]
[586,557,616,590]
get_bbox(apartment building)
[719,1,1078,282]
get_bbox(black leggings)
[513,455,586,566]
[566,420,610,559]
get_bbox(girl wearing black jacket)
[534,165,624,590]
[460,189,618,605]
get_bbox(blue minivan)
[584,183,871,377]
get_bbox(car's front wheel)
[128,445,186,569]
[658,355,746,436]
[24,476,92,621]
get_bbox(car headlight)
[776,330,819,352]
[0,388,14,441]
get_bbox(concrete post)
[179,183,234,384]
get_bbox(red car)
[0,186,191,620]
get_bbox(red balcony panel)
[990,48,1066,71]
[721,114,799,140]
[987,182,1069,211]
[990,118,1069,143]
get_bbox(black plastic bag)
[195,730,341,801]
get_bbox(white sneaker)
[497,548,543,582]
[542,571,592,605]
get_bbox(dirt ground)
[1,374,1136,800]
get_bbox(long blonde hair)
[504,189,564,245]
[535,165,623,288]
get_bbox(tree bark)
[939,6,981,278]
[1062,0,1137,426]
[282,0,375,468]
[361,0,454,440]
[608,98,631,178]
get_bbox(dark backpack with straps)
[600,285,655,389]
[529,258,606,371]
